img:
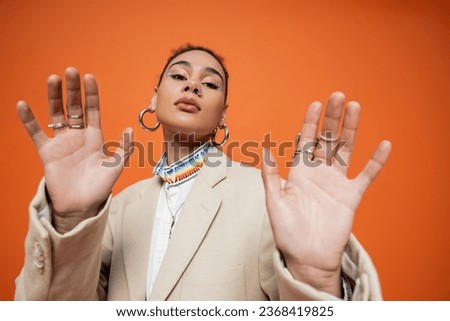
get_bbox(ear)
[219,104,228,126]
[149,89,158,111]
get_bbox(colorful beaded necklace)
[153,142,211,186]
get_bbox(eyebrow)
[168,60,224,82]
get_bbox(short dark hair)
[157,43,229,103]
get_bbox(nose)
[183,81,203,97]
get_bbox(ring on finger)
[319,133,339,143]
[67,113,84,119]
[292,148,314,160]
[48,122,68,129]
[69,123,85,129]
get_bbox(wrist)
[44,186,108,233]
[285,259,342,297]
[52,209,98,234]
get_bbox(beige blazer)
[15,150,382,301]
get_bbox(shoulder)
[225,157,286,187]
[208,148,263,179]
[227,160,263,182]
[214,156,266,198]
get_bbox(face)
[153,50,227,141]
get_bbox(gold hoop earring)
[139,107,160,132]
[211,124,229,147]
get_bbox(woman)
[14,44,391,300]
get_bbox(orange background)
[0,0,449,300]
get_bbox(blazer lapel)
[122,177,161,300]
[149,149,228,300]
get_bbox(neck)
[163,128,210,164]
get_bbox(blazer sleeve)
[273,234,383,300]
[14,179,112,300]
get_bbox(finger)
[261,148,282,207]
[65,67,85,129]
[84,74,101,129]
[354,140,392,194]
[335,101,361,172]
[293,102,321,162]
[47,74,67,134]
[16,100,49,149]
[315,92,346,162]
[117,127,134,166]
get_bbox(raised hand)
[262,92,391,297]
[17,67,134,233]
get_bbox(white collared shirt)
[146,177,196,298]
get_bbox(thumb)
[117,127,134,167]
[354,140,392,195]
[261,148,282,204]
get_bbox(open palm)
[17,68,133,231]
[262,92,391,295]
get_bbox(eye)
[203,82,221,90]
[168,73,186,81]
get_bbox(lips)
[174,97,201,112]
